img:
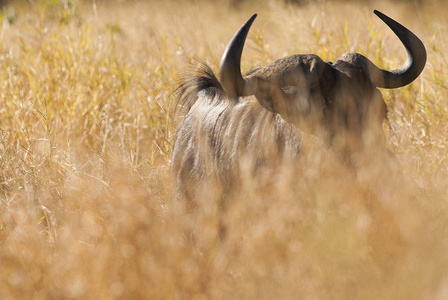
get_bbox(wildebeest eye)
[281,86,297,94]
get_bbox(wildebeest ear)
[253,78,314,122]
[252,78,289,114]
[251,64,333,114]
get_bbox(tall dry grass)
[0,0,447,299]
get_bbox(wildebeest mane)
[175,61,224,112]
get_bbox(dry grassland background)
[0,0,447,299]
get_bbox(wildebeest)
[172,10,426,203]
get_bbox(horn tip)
[247,14,258,26]
[373,10,387,21]
[373,10,382,17]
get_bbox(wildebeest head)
[219,10,426,151]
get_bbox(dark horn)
[369,10,426,88]
[219,14,257,97]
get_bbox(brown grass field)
[0,0,447,298]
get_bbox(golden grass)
[0,0,447,299]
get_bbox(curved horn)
[369,10,426,88]
[219,14,257,97]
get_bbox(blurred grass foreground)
[0,0,448,299]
